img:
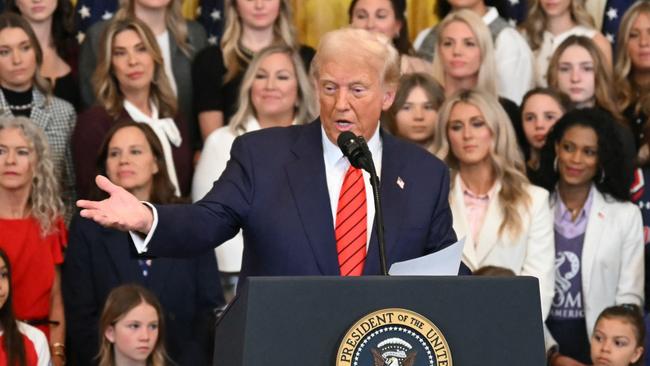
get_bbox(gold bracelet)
[51,342,65,350]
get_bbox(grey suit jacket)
[78,19,207,126]
[0,88,76,215]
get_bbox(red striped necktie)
[335,166,367,276]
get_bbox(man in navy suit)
[77,28,457,277]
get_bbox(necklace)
[8,101,34,111]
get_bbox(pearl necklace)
[8,101,34,111]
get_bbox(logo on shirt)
[336,308,452,366]
[552,251,584,318]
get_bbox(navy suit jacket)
[150,120,457,277]
[63,215,224,366]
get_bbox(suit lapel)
[363,132,407,275]
[29,89,51,131]
[285,121,339,275]
[450,176,476,268]
[581,189,606,298]
[474,182,503,265]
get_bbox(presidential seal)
[336,308,452,366]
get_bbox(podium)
[213,276,546,366]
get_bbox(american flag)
[195,0,224,46]
[601,0,637,47]
[73,0,117,44]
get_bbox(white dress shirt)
[131,123,384,253]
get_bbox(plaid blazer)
[0,88,77,217]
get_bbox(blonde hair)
[433,89,531,239]
[0,117,63,236]
[229,44,316,136]
[614,0,650,116]
[522,0,595,51]
[547,35,622,122]
[98,284,168,366]
[93,17,177,119]
[115,0,191,56]
[431,10,498,96]
[221,0,298,82]
[311,27,400,90]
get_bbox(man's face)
[317,54,395,144]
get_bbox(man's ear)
[381,88,396,111]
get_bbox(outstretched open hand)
[77,175,154,234]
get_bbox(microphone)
[336,131,388,276]
[337,131,373,172]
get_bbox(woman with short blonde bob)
[614,1,650,152]
[73,17,193,199]
[432,89,554,323]
[98,284,168,366]
[192,44,316,288]
[522,0,612,86]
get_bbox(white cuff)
[128,201,158,254]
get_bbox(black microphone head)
[337,132,365,169]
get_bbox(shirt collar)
[459,175,498,201]
[554,184,596,223]
[321,123,382,168]
[483,7,499,24]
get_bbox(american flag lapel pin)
[396,176,405,189]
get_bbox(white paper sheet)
[388,237,466,276]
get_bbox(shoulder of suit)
[386,133,447,169]
[85,20,108,42]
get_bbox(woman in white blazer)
[536,108,644,366]
[432,89,555,321]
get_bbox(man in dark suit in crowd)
[77,27,457,278]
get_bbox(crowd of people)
[0,0,649,364]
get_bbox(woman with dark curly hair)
[6,0,79,109]
[538,108,644,366]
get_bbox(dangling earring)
[553,156,558,173]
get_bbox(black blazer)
[62,214,224,365]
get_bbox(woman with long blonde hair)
[192,0,314,138]
[0,116,66,366]
[614,1,650,153]
[521,0,612,86]
[73,18,193,199]
[79,0,207,147]
[431,10,522,142]
[432,89,554,327]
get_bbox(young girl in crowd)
[538,109,644,365]
[615,0,650,155]
[521,0,611,86]
[432,89,555,322]
[7,0,79,109]
[73,17,193,199]
[0,13,76,217]
[0,116,65,365]
[0,249,51,366]
[192,45,315,295]
[383,72,444,152]
[590,304,645,366]
[192,0,314,137]
[348,0,430,74]
[518,87,572,181]
[98,284,168,366]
